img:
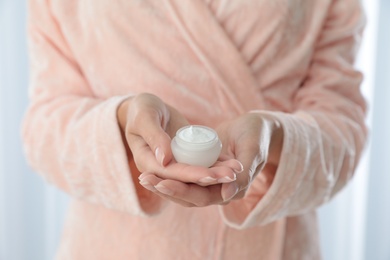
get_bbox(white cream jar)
[171,125,222,167]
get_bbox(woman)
[22,0,367,259]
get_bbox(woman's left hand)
[139,113,284,207]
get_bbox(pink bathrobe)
[22,0,367,259]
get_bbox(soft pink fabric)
[22,0,367,259]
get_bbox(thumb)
[128,94,174,166]
[138,110,173,166]
[220,141,267,201]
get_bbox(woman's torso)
[50,0,327,126]
[51,0,329,259]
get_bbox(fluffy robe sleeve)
[22,0,164,215]
[219,0,368,228]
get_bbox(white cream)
[178,126,216,143]
[171,125,222,167]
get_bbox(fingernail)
[235,161,244,173]
[154,184,174,196]
[139,179,156,192]
[222,182,239,201]
[199,177,217,184]
[218,174,236,183]
[138,173,146,181]
[155,147,165,166]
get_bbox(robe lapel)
[164,0,266,115]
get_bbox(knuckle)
[195,197,212,207]
[182,203,195,208]
[143,134,156,147]
[169,190,177,197]
[132,110,150,127]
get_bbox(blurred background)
[0,0,389,259]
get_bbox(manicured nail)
[138,173,147,181]
[154,184,174,196]
[139,179,156,192]
[155,147,165,166]
[199,177,217,184]
[218,174,236,183]
[235,161,244,173]
[222,182,239,201]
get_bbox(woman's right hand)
[118,93,188,167]
[117,93,241,188]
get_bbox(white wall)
[364,1,390,259]
[0,1,69,259]
[318,0,380,259]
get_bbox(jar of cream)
[171,125,222,167]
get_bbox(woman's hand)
[216,113,283,201]
[138,112,284,207]
[118,93,187,167]
[117,93,241,187]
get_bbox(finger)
[217,154,234,161]
[221,160,268,202]
[138,174,195,207]
[235,140,266,190]
[130,136,238,185]
[154,180,224,207]
[138,173,164,192]
[128,94,173,166]
[140,174,241,207]
[156,192,196,207]
[219,140,265,201]
[213,159,244,174]
[138,172,160,182]
[221,182,240,201]
[155,163,237,186]
[127,134,163,173]
[135,111,172,166]
[129,134,239,186]
[139,173,232,206]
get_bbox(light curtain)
[318,0,379,259]
[0,0,387,259]
[0,1,69,259]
